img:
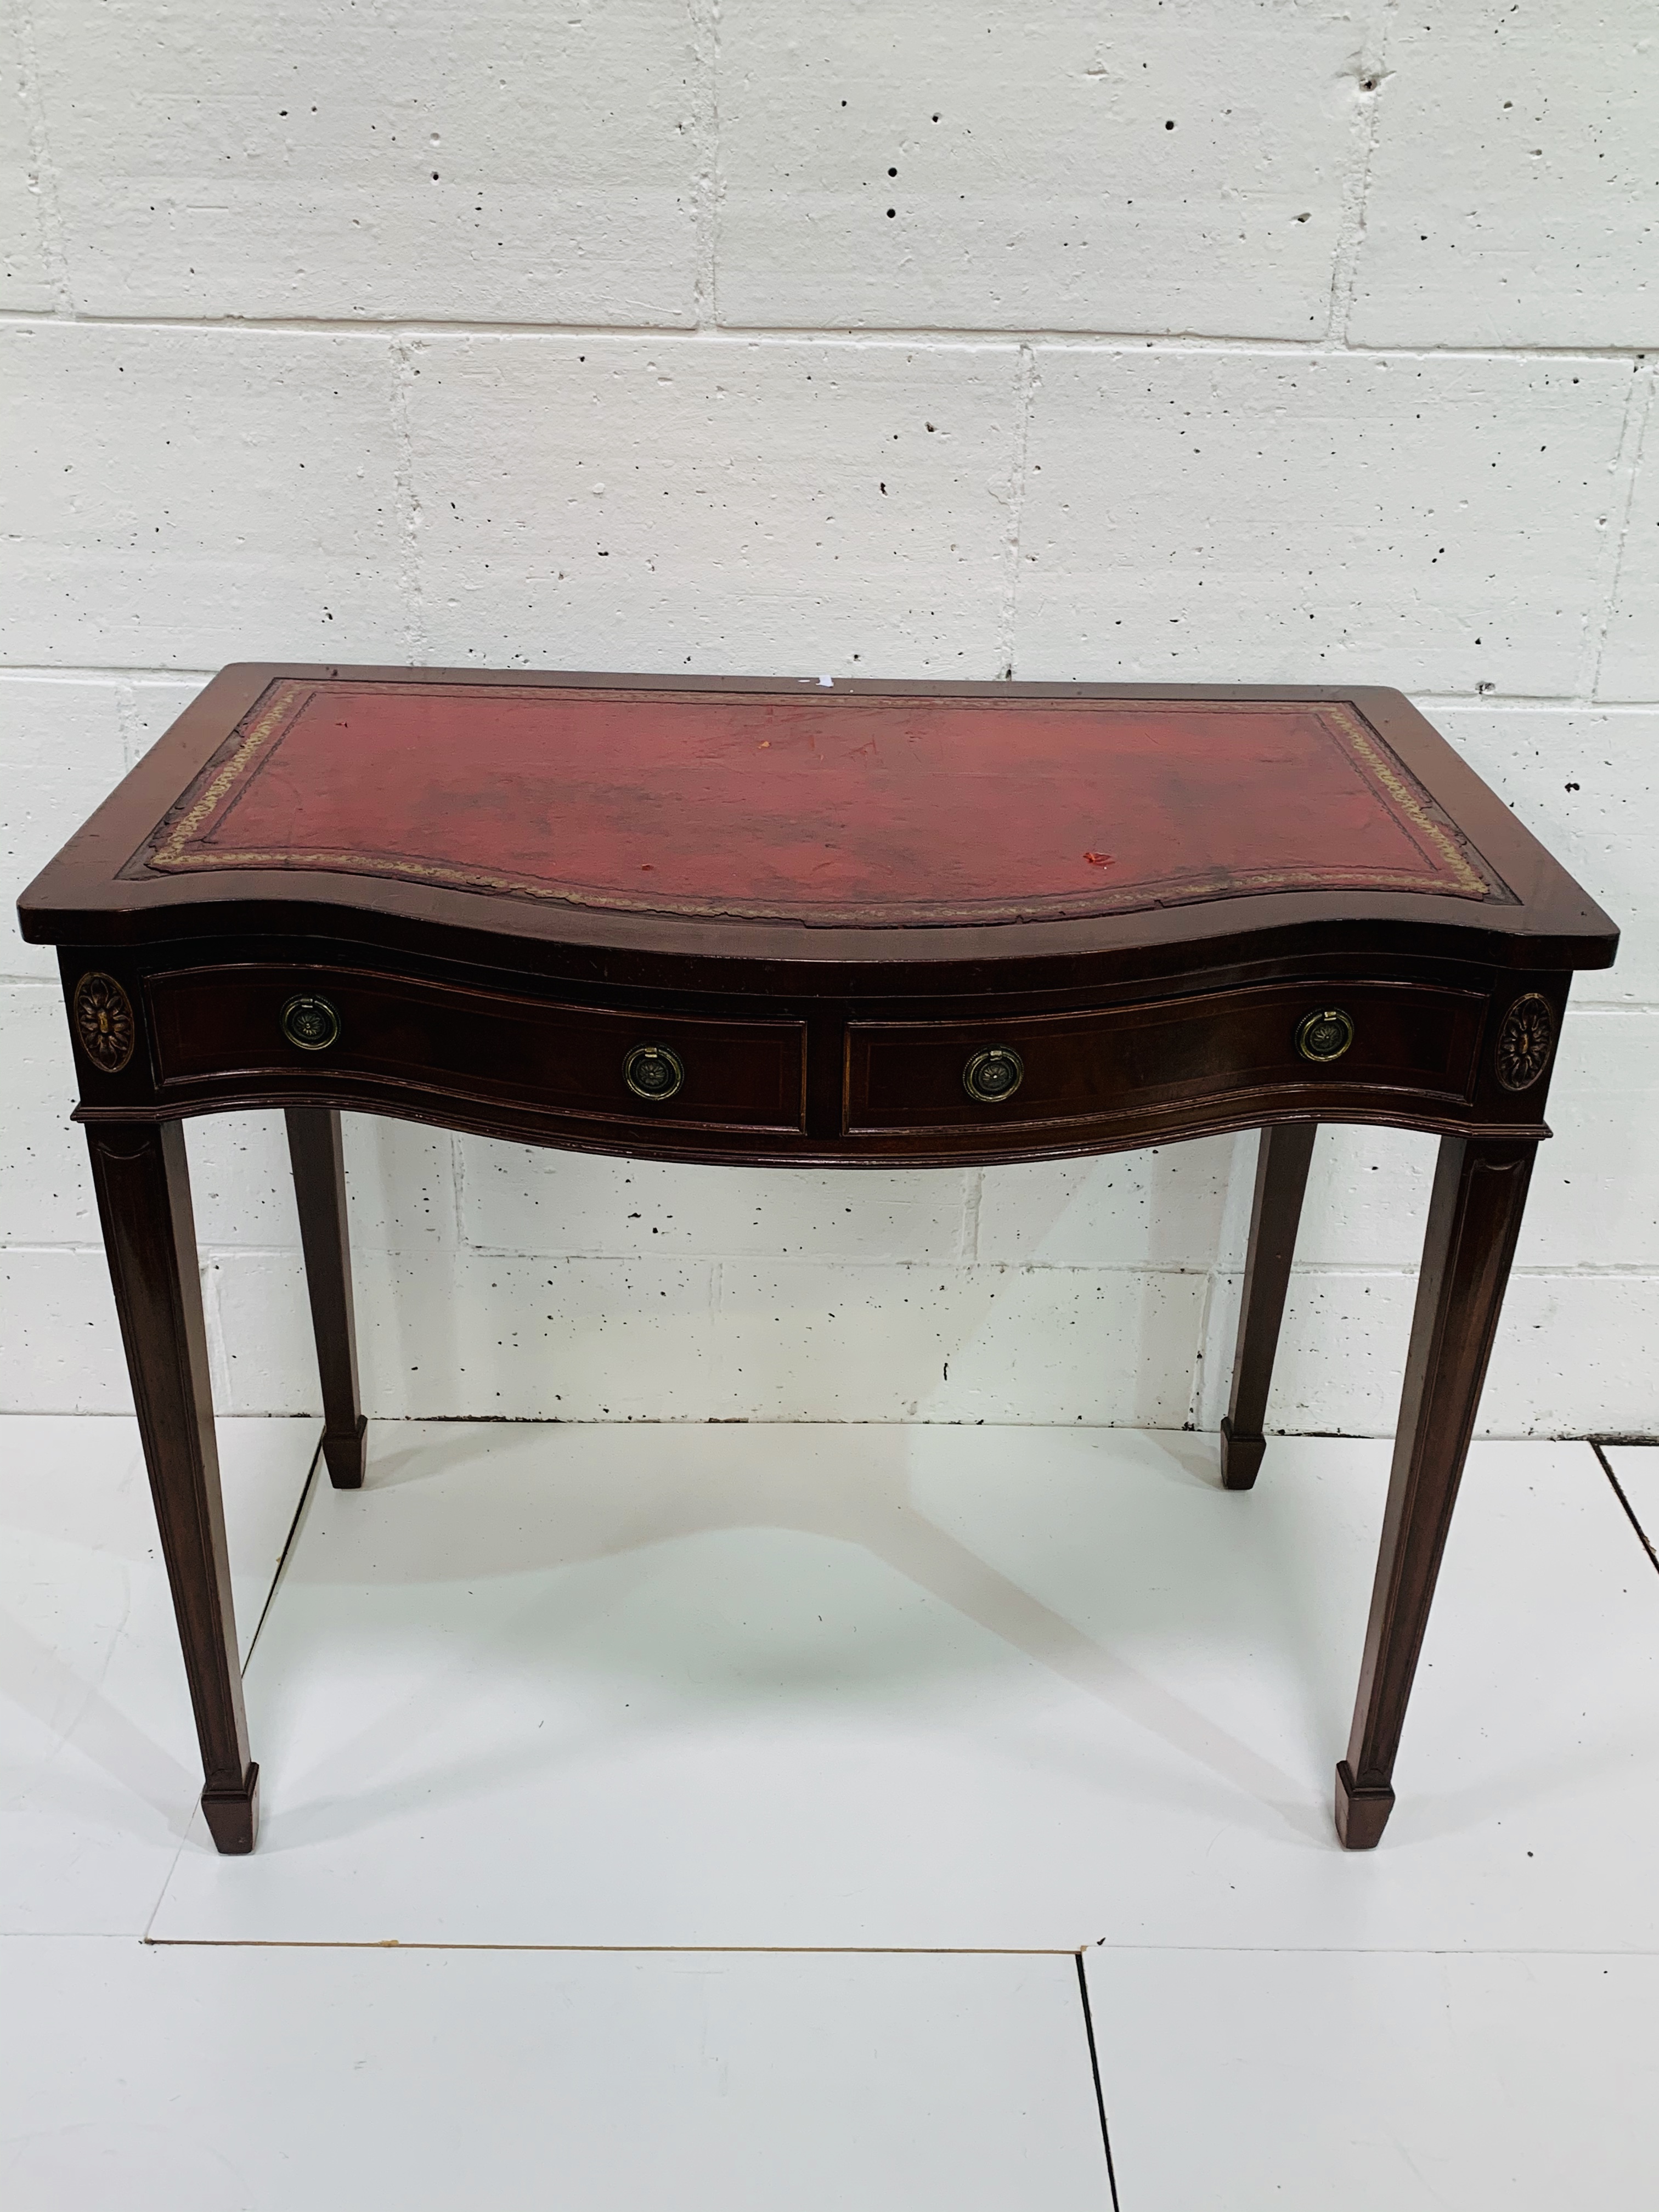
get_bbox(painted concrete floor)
[3,1415,1656,2208]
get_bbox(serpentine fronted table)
[18,668,1616,1854]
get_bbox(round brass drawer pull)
[963,1045,1024,1104]
[1296,1007,1355,1064]
[281,993,341,1052]
[623,1042,685,1102]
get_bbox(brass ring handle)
[1295,1007,1355,1064]
[963,1045,1024,1104]
[623,1042,685,1102]
[281,994,341,1052]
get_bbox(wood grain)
[20,669,1617,1855]
[84,1119,258,1853]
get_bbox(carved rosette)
[1494,991,1554,1093]
[73,971,137,1075]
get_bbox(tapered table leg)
[285,1107,366,1489]
[86,1120,258,1853]
[1335,1135,1537,1849]
[1220,1121,1318,1490]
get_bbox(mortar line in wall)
[1265,1262,1659,1282]
[10,667,1659,716]
[1413,693,1659,713]
[447,1249,1215,1272]
[1,309,1655,362]
[8,1243,1659,1279]
[448,1130,467,1248]
[1582,359,1655,702]
[0,1241,306,1259]
[708,332,1655,363]
[0,1408,297,1419]
[9,0,71,314]
[193,1244,311,1262]
[111,678,142,770]
[196,1248,234,1410]
[1324,0,1397,346]
[1187,1268,1218,1431]
[689,0,721,330]
[388,334,427,663]
[996,344,1036,679]
[0,665,219,684]
[959,1169,985,1266]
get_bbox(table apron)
[59,957,1565,1164]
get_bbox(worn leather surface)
[139,678,1502,926]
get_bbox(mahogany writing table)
[18,667,1617,1855]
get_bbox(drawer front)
[148,965,807,1133]
[847,981,1485,1134]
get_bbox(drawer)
[148,964,808,1133]
[846,981,1485,1134]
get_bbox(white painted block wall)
[2,1,1655,1436]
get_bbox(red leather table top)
[134,676,1501,929]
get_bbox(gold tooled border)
[1333,705,1487,897]
[139,681,1502,924]
[146,679,307,868]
